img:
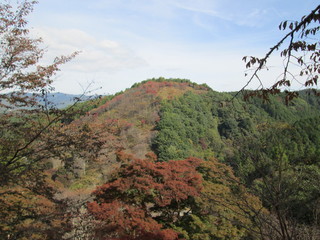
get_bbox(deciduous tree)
[0,1,102,239]
[239,4,320,103]
[87,152,203,240]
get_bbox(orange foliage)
[87,153,203,240]
[0,177,70,240]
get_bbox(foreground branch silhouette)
[237,4,320,104]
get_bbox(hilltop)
[55,78,320,187]
[56,78,212,186]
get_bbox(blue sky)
[27,0,319,95]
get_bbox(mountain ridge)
[57,78,320,187]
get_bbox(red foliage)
[145,152,157,161]
[139,81,185,96]
[164,81,174,87]
[140,119,147,125]
[87,200,164,238]
[142,81,159,96]
[88,153,203,240]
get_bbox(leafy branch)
[236,4,320,104]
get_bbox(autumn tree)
[0,1,103,239]
[87,152,203,240]
[177,157,268,240]
[239,4,320,103]
[87,151,267,240]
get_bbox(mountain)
[44,92,90,108]
[9,78,320,240]
[57,78,320,181]
[45,78,320,239]
[0,92,91,111]
[58,79,210,183]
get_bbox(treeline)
[130,77,211,91]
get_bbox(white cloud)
[29,26,273,95]
[32,27,147,73]
[28,27,149,94]
[27,0,303,95]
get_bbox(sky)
[25,0,319,95]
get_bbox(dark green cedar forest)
[1,1,320,240]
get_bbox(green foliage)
[232,121,320,238]
[130,77,211,91]
[153,91,221,161]
[153,86,320,164]
[148,83,320,238]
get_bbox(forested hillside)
[2,78,320,239]
[55,79,320,239]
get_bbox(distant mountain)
[0,92,90,110]
[41,92,90,109]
